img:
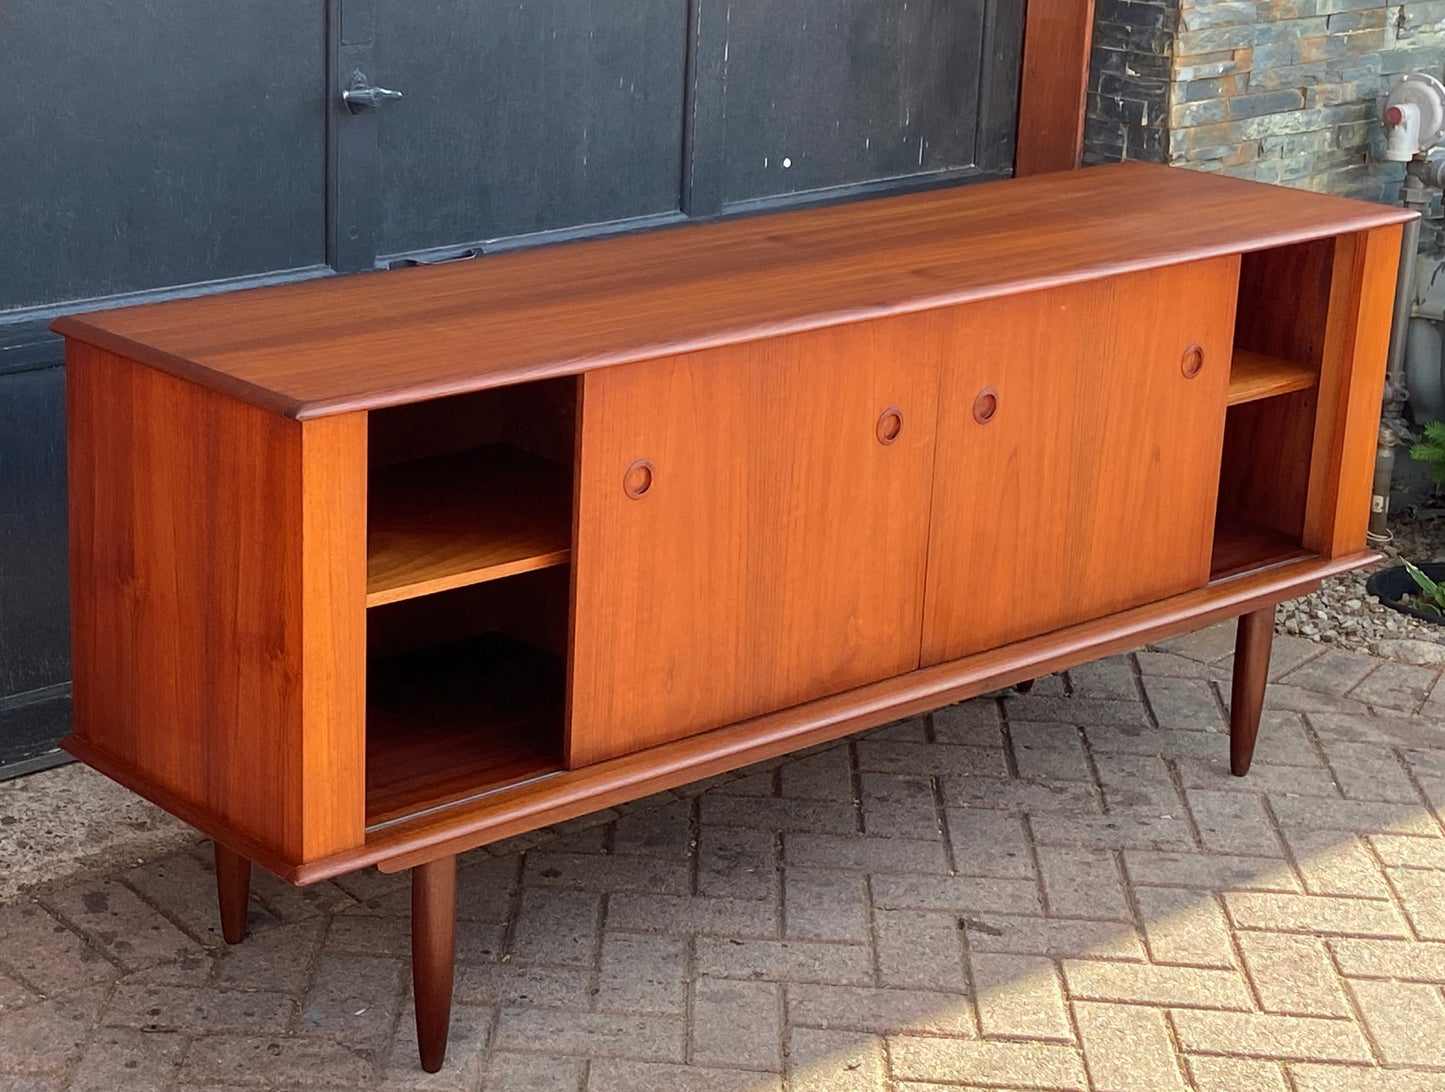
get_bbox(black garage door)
[0,0,1025,776]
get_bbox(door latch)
[342,71,404,113]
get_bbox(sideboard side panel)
[66,346,365,863]
[1302,224,1404,558]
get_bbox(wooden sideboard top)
[53,162,1414,419]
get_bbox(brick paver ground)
[2,622,1444,1091]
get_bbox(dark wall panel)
[704,0,1020,209]
[0,366,69,701]
[0,1,326,311]
[376,0,689,256]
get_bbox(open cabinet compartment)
[363,381,576,828]
[1213,239,1332,580]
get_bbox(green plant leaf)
[1403,560,1445,609]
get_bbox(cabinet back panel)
[1235,238,1335,370]
[568,315,943,766]
[921,257,1240,663]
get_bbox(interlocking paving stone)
[1132,886,1237,968]
[1348,662,1440,711]
[492,1008,685,1062]
[43,879,206,973]
[0,902,119,999]
[607,893,779,938]
[783,867,869,942]
[693,937,874,986]
[1236,931,1350,1017]
[67,1028,185,1092]
[1347,978,1445,1066]
[699,794,858,835]
[1187,1055,1291,1092]
[962,913,1145,960]
[858,773,943,840]
[1121,849,1302,892]
[1169,1010,1373,1062]
[786,1027,887,1092]
[1066,655,1140,701]
[596,932,687,1015]
[1386,866,1445,940]
[1328,936,1445,981]
[588,1059,781,1092]
[1033,845,1133,921]
[689,977,782,1070]
[0,987,107,1076]
[1278,651,1381,697]
[1073,1000,1189,1092]
[1140,675,1228,732]
[1282,829,1393,899]
[874,908,967,992]
[1062,959,1254,1010]
[1008,722,1094,782]
[1289,1063,1445,1091]
[4,633,1445,1090]
[869,873,1043,916]
[887,1036,1089,1089]
[784,984,974,1036]
[697,826,778,901]
[1224,892,1412,938]
[970,952,1072,1040]
[103,981,294,1033]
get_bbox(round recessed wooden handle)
[1181,344,1205,379]
[972,387,998,424]
[623,459,654,499]
[876,407,903,445]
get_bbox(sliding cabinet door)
[922,258,1241,664]
[569,316,942,765]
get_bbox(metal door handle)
[343,73,404,113]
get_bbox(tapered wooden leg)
[1230,605,1275,777]
[412,855,457,1074]
[213,842,252,945]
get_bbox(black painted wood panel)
[0,1,326,311]
[695,0,1022,212]
[374,0,689,258]
[0,366,70,772]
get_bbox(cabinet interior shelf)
[1211,517,1310,582]
[367,444,572,608]
[1227,349,1317,406]
[366,634,564,827]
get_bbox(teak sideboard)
[54,162,1412,1071]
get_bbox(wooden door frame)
[1016,0,1097,176]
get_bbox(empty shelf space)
[1211,517,1311,582]
[1227,349,1317,406]
[366,633,564,827]
[368,444,571,607]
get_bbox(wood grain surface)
[365,635,563,827]
[367,445,572,607]
[921,257,1240,664]
[66,345,366,866]
[1015,0,1096,175]
[1302,225,1405,557]
[1227,350,1318,405]
[568,314,942,766]
[52,164,1413,419]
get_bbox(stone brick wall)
[1084,0,1445,202]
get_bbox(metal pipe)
[1383,215,1422,433]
